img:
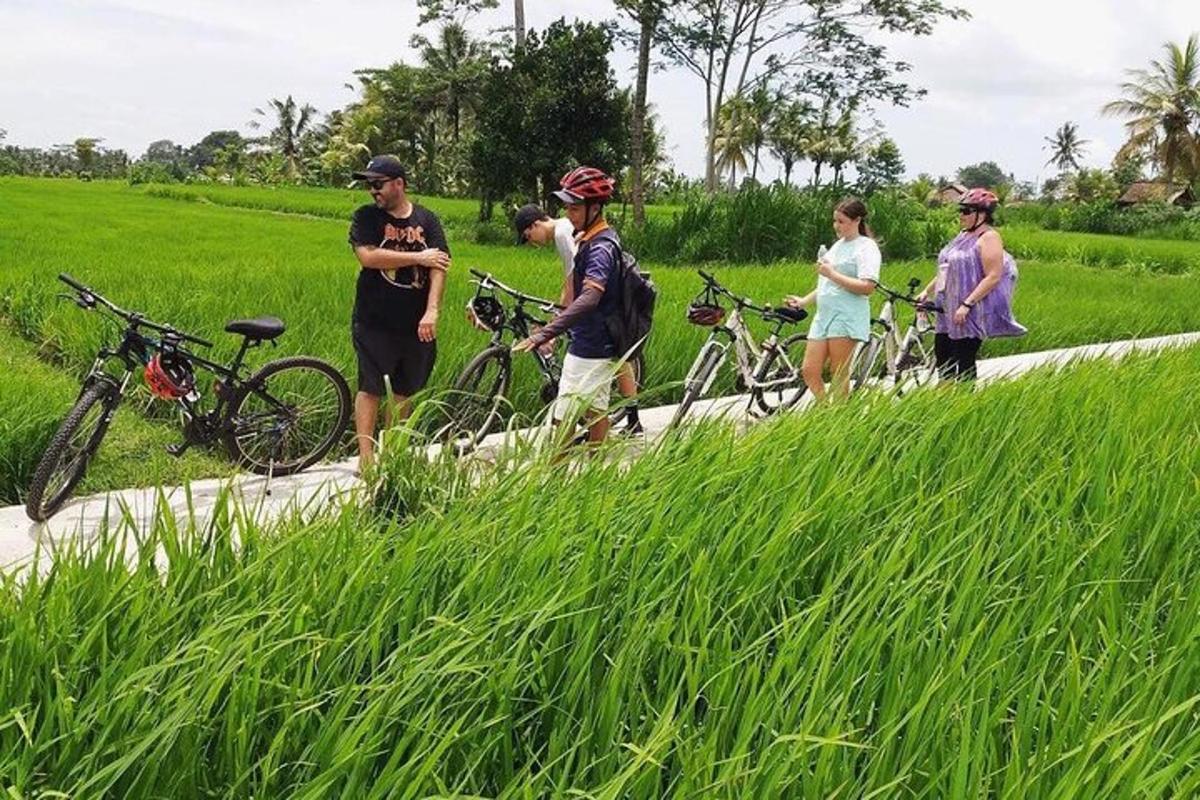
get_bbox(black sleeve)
[348,206,378,249]
[422,209,451,256]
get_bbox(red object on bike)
[687,303,725,327]
[553,166,615,204]
[144,352,195,400]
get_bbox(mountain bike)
[25,274,352,521]
[440,269,643,453]
[669,270,808,429]
[850,278,944,394]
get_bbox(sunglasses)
[958,205,982,215]
[366,178,395,191]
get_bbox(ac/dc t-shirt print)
[348,204,450,332]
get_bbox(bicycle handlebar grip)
[469,268,488,279]
[698,269,715,282]
[59,273,88,293]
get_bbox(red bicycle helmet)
[144,352,195,400]
[552,166,615,204]
[687,303,726,327]
[959,188,999,212]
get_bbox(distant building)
[1116,181,1195,208]
[928,183,967,206]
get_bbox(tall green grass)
[3,176,1200,495]
[1004,225,1200,274]
[3,346,1200,796]
[1003,201,1200,241]
[620,184,959,264]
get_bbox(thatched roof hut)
[1116,181,1194,207]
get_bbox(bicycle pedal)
[165,442,190,457]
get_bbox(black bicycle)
[438,269,642,452]
[25,274,352,521]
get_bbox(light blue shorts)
[808,308,869,342]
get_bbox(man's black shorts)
[351,323,437,397]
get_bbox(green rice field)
[3,177,1200,498]
[2,345,1199,796]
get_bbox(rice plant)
[2,346,1200,796]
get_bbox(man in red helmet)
[513,166,631,442]
[514,201,643,434]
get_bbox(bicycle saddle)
[767,307,807,323]
[225,316,286,340]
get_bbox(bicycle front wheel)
[750,333,808,415]
[850,334,886,393]
[224,357,352,476]
[442,345,512,452]
[26,379,120,521]
[670,341,725,430]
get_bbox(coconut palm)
[767,100,814,186]
[713,95,756,190]
[250,95,318,179]
[413,22,490,142]
[1044,121,1089,172]
[1102,35,1200,185]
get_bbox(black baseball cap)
[353,155,407,182]
[513,203,548,245]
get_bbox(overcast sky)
[1,0,1197,185]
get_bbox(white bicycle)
[670,270,808,428]
[851,278,944,395]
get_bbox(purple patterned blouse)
[934,231,1027,340]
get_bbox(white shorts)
[553,354,615,420]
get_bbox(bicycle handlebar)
[694,269,775,316]
[875,282,943,314]
[469,268,561,311]
[58,273,214,348]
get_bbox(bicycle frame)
[856,281,940,391]
[61,273,288,448]
[684,275,801,396]
[468,269,562,384]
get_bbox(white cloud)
[1,0,1197,184]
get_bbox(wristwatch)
[960,300,974,309]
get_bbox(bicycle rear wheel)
[750,333,808,415]
[224,357,352,476]
[26,379,120,521]
[442,345,512,452]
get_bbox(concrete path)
[4,331,1198,571]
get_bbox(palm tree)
[250,95,318,179]
[766,100,814,187]
[413,22,490,143]
[713,95,756,190]
[1044,122,1089,172]
[1102,35,1200,185]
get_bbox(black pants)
[934,333,981,381]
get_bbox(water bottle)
[816,244,828,263]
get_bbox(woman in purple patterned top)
[916,188,1026,380]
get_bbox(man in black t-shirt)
[347,155,451,469]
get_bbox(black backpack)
[591,230,656,359]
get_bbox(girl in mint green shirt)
[785,198,880,400]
